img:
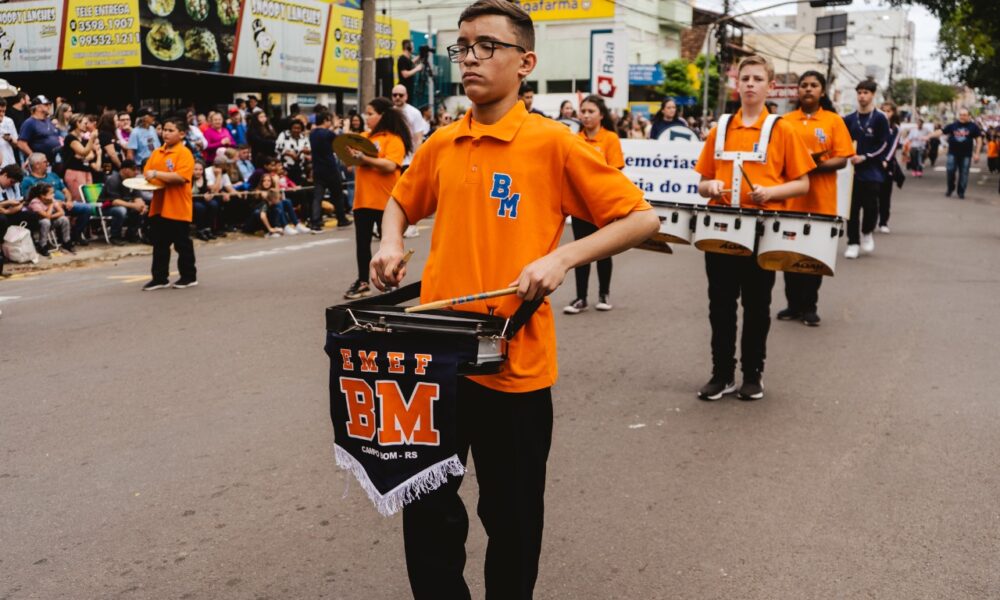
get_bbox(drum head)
[333,133,379,166]
[122,177,163,191]
[758,251,834,276]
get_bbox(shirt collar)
[732,107,770,131]
[455,101,530,142]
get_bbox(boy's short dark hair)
[458,0,535,51]
[0,98,6,108]
[120,159,137,170]
[856,79,878,93]
[163,116,186,131]
[1,163,24,183]
[316,112,333,125]
[237,144,250,151]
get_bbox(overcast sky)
[695,0,945,81]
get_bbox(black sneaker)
[62,241,77,254]
[698,377,736,401]
[173,278,198,289]
[563,298,587,314]
[344,280,371,300]
[776,307,800,321]
[801,312,821,327]
[37,244,50,258]
[738,373,764,401]
[142,279,171,291]
[74,237,90,247]
[110,237,127,246]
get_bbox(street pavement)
[2,165,999,599]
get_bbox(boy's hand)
[850,155,866,165]
[510,253,570,301]
[750,184,774,203]
[370,244,407,291]
[705,179,726,199]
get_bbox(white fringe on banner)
[334,443,466,517]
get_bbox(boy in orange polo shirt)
[369,1,658,596]
[142,117,197,291]
[694,55,814,401]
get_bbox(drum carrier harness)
[713,113,782,208]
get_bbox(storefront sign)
[621,138,704,205]
[62,0,141,69]
[515,0,614,21]
[0,0,63,71]
[628,64,663,86]
[232,0,329,83]
[319,5,408,88]
[590,29,628,111]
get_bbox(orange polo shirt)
[391,101,650,393]
[988,140,999,159]
[353,130,405,211]
[783,107,855,215]
[147,142,195,222]
[579,127,625,169]
[695,108,815,210]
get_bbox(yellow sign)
[61,0,141,69]
[320,6,410,88]
[514,0,614,21]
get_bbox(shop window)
[547,80,573,93]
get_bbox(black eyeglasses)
[391,93,406,98]
[447,40,525,63]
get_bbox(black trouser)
[403,378,553,600]
[150,216,196,283]
[193,198,219,231]
[353,208,382,282]
[705,252,776,378]
[783,272,822,314]
[570,217,612,300]
[877,178,893,227]
[847,180,880,245]
[312,171,345,227]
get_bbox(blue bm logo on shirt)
[489,173,520,219]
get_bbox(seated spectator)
[243,177,283,237]
[127,108,160,167]
[249,172,304,236]
[99,159,147,245]
[206,155,239,234]
[232,145,255,191]
[27,182,73,255]
[0,164,27,275]
[21,153,91,245]
[185,110,208,157]
[203,111,235,164]
[247,154,280,190]
[190,160,219,241]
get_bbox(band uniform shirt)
[783,107,855,215]
[843,110,890,183]
[146,142,195,222]
[578,127,625,169]
[391,101,651,393]
[353,131,404,211]
[695,108,816,211]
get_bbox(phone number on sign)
[74,32,139,46]
[73,17,135,32]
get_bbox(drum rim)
[327,304,508,337]
[758,209,842,222]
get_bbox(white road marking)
[221,238,346,261]
[934,166,982,173]
[0,296,22,303]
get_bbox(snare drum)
[650,201,697,245]
[756,211,843,276]
[692,205,758,256]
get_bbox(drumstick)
[393,249,415,276]
[739,165,755,189]
[404,286,519,313]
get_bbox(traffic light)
[810,0,852,6]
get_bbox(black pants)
[150,216,196,283]
[877,178,893,227]
[312,171,345,227]
[847,180,880,245]
[705,252,776,378]
[353,208,382,282]
[783,272,822,314]
[403,378,553,600]
[570,217,612,300]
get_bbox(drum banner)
[326,329,471,516]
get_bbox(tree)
[894,0,1000,96]
[890,78,958,106]
[656,55,719,117]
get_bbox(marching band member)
[694,55,815,401]
[564,94,625,314]
[369,1,658,596]
[777,71,854,327]
[843,80,890,258]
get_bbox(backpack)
[2,221,39,264]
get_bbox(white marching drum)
[650,201,697,245]
[756,211,843,276]
[693,205,758,256]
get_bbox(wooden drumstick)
[405,286,519,313]
[393,249,415,276]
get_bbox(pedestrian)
[564,94,623,314]
[693,54,814,401]
[368,1,657,596]
[926,121,941,167]
[777,70,854,327]
[648,98,687,140]
[877,101,903,233]
[905,118,928,177]
[308,111,348,231]
[0,98,20,169]
[987,130,999,174]
[518,82,546,116]
[843,80,890,259]
[17,96,61,166]
[142,117,197,291]
[932,108,983,200]
[390,84,428,239]
[343,96,410,300]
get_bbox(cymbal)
[334,133,378,166]
[122,177,164,191]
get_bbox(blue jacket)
[844,110,890,183]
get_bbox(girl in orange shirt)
[564,95,625,314]
[344,97,412,299]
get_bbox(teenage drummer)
[777,71,855,327]
[564,94,625,315]
[369,1,658,596]
[694,55,815,401]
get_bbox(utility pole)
[714,0,731,117]
[359,0,376,109]
[887,36,898,99]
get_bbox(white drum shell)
[757,213,842,276]
[651,203,697,245]
[693,208,758,256]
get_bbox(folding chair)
[80,183,110,244]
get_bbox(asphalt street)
[2,165,999,599]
